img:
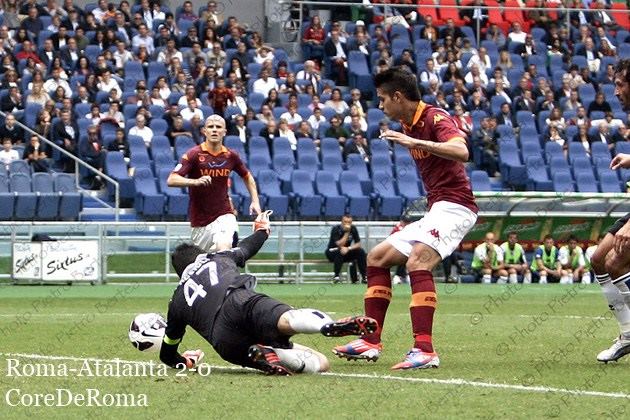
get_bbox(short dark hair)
[373,67,421,101]
[567,235,578,242]
[508,231,517,237]
[614,59,630,84]
[171,243,206,277]
[543,234,553,241]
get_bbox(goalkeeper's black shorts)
[211,288,292,369]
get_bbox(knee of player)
[508,267,516,274]
[406,247,440,272]
[482,268,492,275]
[605,257,621,279]
[498,269,508,277]
[317,354,330,372]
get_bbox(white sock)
[582,272,591,284]
[498,276,508,284]
[597,274,630,335]
[274,348,322,373]
[524,271,532,283]
[284,309,333,334]
[560,275,569,284]
[567,273,574,284]
[482,274,491,284]
[539,274,547,284]
[509,273,517,284]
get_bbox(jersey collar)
[401,101,427,132]
[200,142,229,156]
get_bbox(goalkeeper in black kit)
[160,211,377,375]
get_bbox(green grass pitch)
[0,283,628,419]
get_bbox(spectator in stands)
[0,114,24,145]
[566,64,585,89]
[419,14,438,41]
[23,135,51,173]
[166,116,192,146]
[598,39,617,60]
[325,115,350,146]
[205,41,226,69]
[132,24,154,55]
[80,126,105,189]
[484,23,505,49]
[460,0,488,31]
[472,232,508,284]
[326,214,367,284]
[296,121,315,141]
[255,104,274,125]
[612,124,629,144]
[440,18,465,44]
[465,64,488,87]
[180,98,204,122]
[0,138,19,169]
[85,103,104,126]
[108,128,130,158]
[324,30,348,86]
[537,90,558,113]
[277,118,297,150]
[546,108,566,132]
[259,119,278,152]
[563,90,582,111]
[157,38,184,66]
[344,107,367,134]
[324,88,349,115]
[570,106,590,127]
[21,6,43,38]
[573,124,591,153]
[419,58,441,87]
[546,126,567,152]
[496,102,517,130]
[227,114,250,147]
[443,62,464,84]
[343,132,370,164]
[468,90,489,113]
[600,64,616,85]
[577,37,601,74]
[279,104,302,130]
[103,101,124,128]
[207,77,233,116]
[252,69,278,98]
[579,67,598,90]
[475,117,499,176]
[43,67,72,98]
[178,84,202,108]
[129,114,153,148]
[590,111,624,131]
[53,109,78,172]
[202,1,224,27]
[514,89,535,114]
[1,85,23,119]
[589,121,614,150]
[468,47,492,75]
[179,1,198,22]
[453,105,473,135]
[591,0,619,32]
[296,60,321,92]
[527,0,551,29]
[34,110,53,140]
[97,69,121,97]
[307,107,326,137]
[587,92,612,117]
[394,49,417,75]
[346,89,367,117]
[113,40,132,75]
[495,50,512,73]
[508,21,527,45]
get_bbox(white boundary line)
[1,352,628,400]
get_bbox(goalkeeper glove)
[182,349,205,369]
[253,210,273,235]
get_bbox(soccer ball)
[128,313,167,352]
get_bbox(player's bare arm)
[167,172,212,187]
[380,129,469,162]
[610,153,630,170]
[243,173,262,215]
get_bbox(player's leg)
[325,248,345,283]
[190,225,216,252]
[277,308,377,337]
[592,225,630,362]
[332,240,406,361]
[480,267,492,284]
[211,213,239,251]
[495,268,508,284]
[522,265,532,283]
[392,201,477,370]
[559,268,570,284]
[251,343,330,374]
[538,268,548,284]
[507,267,518,284]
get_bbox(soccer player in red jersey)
[334,67,478,369]
[590,59,630,363]
[167,115,262,252]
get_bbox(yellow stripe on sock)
[364,286,392,301]
[409,292,437,309]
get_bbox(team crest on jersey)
[433,114,446,124]
[199,155,206,162]
[207,160,228,168]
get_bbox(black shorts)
[608,213,630,236]
[211,288,292,368]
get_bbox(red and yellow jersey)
[173,143,249,227]
[401,101,478,214]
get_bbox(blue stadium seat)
[272,153,295,184]
[297,154,319,180]
[371,171,403,218]
[133,167,165,217]
[521,142,542,161]
[297,138,319,162]
[598,169,622,193]
[498,141,526,186]
[370,154,393,177]
[345,154,371,192]
[553,171,575,192]
[231,173,251,213]
[348,51,374,98]
[10,173,36,220]
[105,152,136,200]
[249,136,271,165]
[543,142,564,163]
[248,154,270,177]
[369,138,391,158]
[567,142,589,163]
[290,170,322,217]
[571,156,594,177]
[257,169,289,217]
[315,170,346,218]
[149,118,168,136]
[0,175,15,220]
[525,156,553,191]
[32,172,60,220]
[124,61,145,82]
[9,160,30,176]
[247,119,266,136]
[53,173,82,220]
[396,169,423,206]
[247,92,265,112]
[174,136,197,159]
[575,171,599,193]
[224,135,246,160]
[470,170,492,191]
[339,171,370,218]
[272,137,295,162]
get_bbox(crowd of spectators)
[0,0,629,194]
